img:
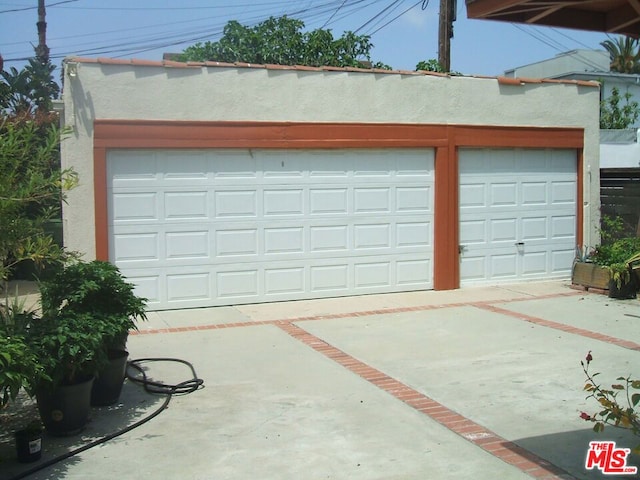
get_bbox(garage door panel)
[490,253,517,278]
[551,181,577,204]
[216,270,259,299]
[216,228,259,257]
[355,262,391,288]
[112,192,159,222]
[164,191,208,219]
[490,218,517,243]
[521,250,547,276]
[162,151,209,180]
[354,187,391,213]
[264,226,304,254]
[310,225,349,252]
[265,267,305,295]
[490,183,517,207]
[459,183,486,208]
[521,182,547,205]
[310,188,348,215]
[396,258,431,286]
[460,148,576,286]
[263,188,305,216]
[354,224,391,249]
[113,232,160,263]
[166,231,209,260]
[396,221,431,248]
[397,186,432,212]
[109,148,434,309]
[108,151,158,185]
[551,249,575,273]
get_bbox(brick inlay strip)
[276,322,576,480]
[473,303,640,352]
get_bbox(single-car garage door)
[459,148,576,285]
[108,149,434,310]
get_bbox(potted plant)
[607,261,637,299]
[590,236,640,298]
[572,245,611,290]
[14,420,44,463]
[27,310,106,435]
[38,260,147,406]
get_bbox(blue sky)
[0,0,612,76]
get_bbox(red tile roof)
[66,57,599,88]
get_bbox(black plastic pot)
[91,349,129,406]
[608,277,638,299]
[36,376,94,436]
[15,428,43,463]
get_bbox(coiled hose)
[8,358,204,480]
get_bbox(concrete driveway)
[2,280,639,480]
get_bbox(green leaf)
[611,384,625,390]
[632,393,640,407]
[593,422,605,433]
[631,381,640,389]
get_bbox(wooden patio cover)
[465,0,640,36]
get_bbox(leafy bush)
[39,260,147,347]
[580,352,640,455]
[28,311,106,389]
[591,237,640,267]
[0,295,46,405]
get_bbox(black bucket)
[91,349,129,406]
[15,428,43,463]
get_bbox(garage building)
[60,58,600,310]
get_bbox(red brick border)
[276,322,576,480]
[473,303,640,352]
[128,289,633,479]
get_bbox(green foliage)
[0,57,60,115]
[180,16,391,69]
[600,86,639,129]
[415,59,444,73]
[39,260,147,347]
[599,214,626,246]
[0,294,46,406]
[592,237,640,267]
[580,353,640,455]
[28,311,106,389]
[601,37,640,74]
[0,115,78,282]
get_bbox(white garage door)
[108,149,434,310]
[459,148,576,285]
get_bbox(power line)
[0,0,78,14]
[3,0,398,63]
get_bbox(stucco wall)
[61,60,602,259]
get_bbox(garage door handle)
[515,242,524,246]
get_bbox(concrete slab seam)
[276,322,577,480]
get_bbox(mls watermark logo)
[585,441,638,475]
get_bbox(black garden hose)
[8,358,204,480]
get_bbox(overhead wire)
[4,0,388,62]
[368,0,424,36]
[510,23,605,72]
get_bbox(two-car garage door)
[108,149,435,310]
[107,147,577,310]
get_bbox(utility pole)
[35,0,49,63]
[438,0,455,72]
